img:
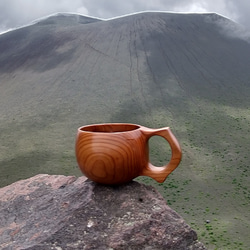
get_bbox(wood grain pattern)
[75,123,182,184]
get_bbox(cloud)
[0,0,88,32]
[212,14,250,43]
[227,0,250,28]
[0,0,250,33]
[80,0,250,30]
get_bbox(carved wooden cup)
[75,123,182,185]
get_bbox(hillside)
[0,12,250,249]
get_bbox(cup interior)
[80,123,140,133]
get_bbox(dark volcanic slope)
[1,12,250,112]
[1,12,250,248]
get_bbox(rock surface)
[0,174,206,249]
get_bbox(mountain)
[0,12,250,248]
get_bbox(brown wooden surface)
[75,123,182,184]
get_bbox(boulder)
[0,174,206,249]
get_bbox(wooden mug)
[75,123,182,185]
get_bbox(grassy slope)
[0,12,249,249]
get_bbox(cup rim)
[78,123,141,133]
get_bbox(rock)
[0,174,206,249]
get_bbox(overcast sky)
[0,0,250,33]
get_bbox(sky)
[0,0,250,33]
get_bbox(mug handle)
[140,127,182,183]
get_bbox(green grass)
[1,95,249,249]
[136,99,250,250]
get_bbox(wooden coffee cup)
[75,123,182,185]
